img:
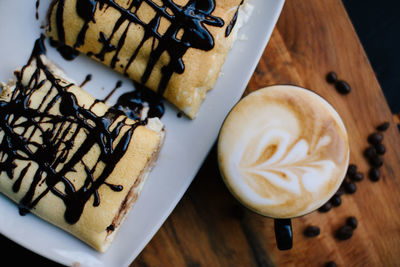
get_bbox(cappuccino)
[218,85,349,218]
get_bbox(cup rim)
[216,84,350,219]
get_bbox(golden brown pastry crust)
[0,54,164,252]
[47,0,244,118]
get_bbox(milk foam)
[218,85,349,218]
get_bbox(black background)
[1,1,399,266]
[343,0,400,114]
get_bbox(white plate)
[0,0,284,266]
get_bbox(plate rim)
[0,0,285,266]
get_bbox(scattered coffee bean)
[367,132,383,145]
[335,80,351,94]
[368,154,383,168]
[375,143,386,155]
[325,261,338,267]
[377,122,390,132]
[335,187,345,196]
[303,226,320,237]
[347,164,357,177]
[318,202,332,212]
[343,181,357,194]
[364,146,377,159]
[330,195,342,207]
[326,72,338,84]
[346,216,358,229]
[335,225,353,240]
[350,172,364,182]
[369,167,380,182]
[346,164,362,181]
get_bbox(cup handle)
[274,219,293,250]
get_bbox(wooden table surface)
[1,0,400,266]
[131,0,400,266]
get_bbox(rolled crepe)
[47,0,246,118]
[0,37,164,252]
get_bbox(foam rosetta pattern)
[218,85,349,218]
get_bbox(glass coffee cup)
[217,85,349,250]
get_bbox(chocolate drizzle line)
[114,82,165,121]
[103,80,123,103]
[0,35,144,224]
[49,38,80,61]
[35,0,40,20]
[51,0,224,97]
[80,73,92,87]
[225,0,244,37]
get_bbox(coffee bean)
[369,168,380,182]
[368,132,383,145]
[325,261,337,267]
[364,146,377,159]
[350,172,364,182]
[347,164,357,177]
[377,122,390,132]
[326,72,338,84]
[330,195,342,207]
[335,187,345,196]
[346,216,358,229]
[344,181,357,194]
[368,154,383,168]
[335,80,351,94]
[303,225,320,237]
[335,225,353,240]
[375,143,386,155]
[318,202,332,212]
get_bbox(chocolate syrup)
[0,36,145,224]
[114,82,165,121]
[225,0,244,37]
[75,0,97,49]
[35,0,40,20]
[50,0,225,96]
[49,38,80,60]
[106,224,115,232]
[103,80,123,103]
[80,74,92,87]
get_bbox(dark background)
[342,0,400,115]
[1,0,399,266]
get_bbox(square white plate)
[0,0,284,266]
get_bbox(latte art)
[240,131,336,201]
[218,85,349,218]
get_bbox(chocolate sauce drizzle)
[0,36,143,224]
[103,80,123,103]
[114,82,165,121]
[80,73,92,87]
[49,38,80,61]
[35,0,40,20]
[51,0,224,97]
[225,0,244,37]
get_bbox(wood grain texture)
[131,0,400,266]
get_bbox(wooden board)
[131,0,400,266]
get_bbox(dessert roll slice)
[0,37,164,252]
[47,0,248,118]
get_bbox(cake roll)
[0,36,164,252]
[46,0,248,118]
